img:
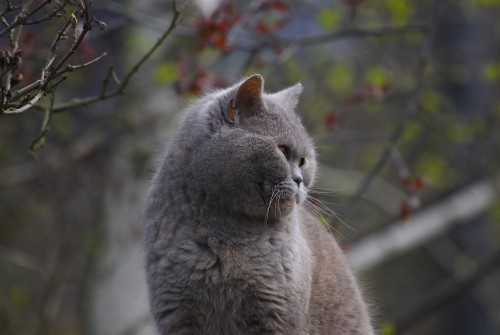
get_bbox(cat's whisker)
[274,189,282,220]
[304,201,348,240]
[308,196,356,232]
[310,187,344,194]
[265,187,279,227]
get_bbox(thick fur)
[144,75,374,335]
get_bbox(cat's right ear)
[226,74,265,124]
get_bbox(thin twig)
[395,250,500,333]
[23,2,68,25]
[51,16,94,75]
[117,0,182,94]
[238,23,430,52]
[3,55,57,114]
[0,244,46,278]
[52,52,108,78]
[2,0,182,116]
[100,66,120,97]
[340,22,438,214]
[47,0,183,113]
[29,90,55,153]
[0,0,52,37]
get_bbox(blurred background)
[1,0,499,334]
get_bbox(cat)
[143,74,374,335]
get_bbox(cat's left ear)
[226,74,265,124]
[273,83,303,111]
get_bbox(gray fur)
[144,75,374,335]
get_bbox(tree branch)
[346,176,500,271]
[237,23,430,52]
[394,249,500,333]
[340,22,437,214]
[0,0,53,37]
[45,0,183,114]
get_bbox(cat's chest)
[200,224,311,286]
[194,229,312,333]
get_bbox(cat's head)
[173,74,316,222]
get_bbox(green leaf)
[154,62,178,84]
[384,0,413,24]
[488,200,500,223]
[284,59,304,83]
[401,120,421,143]
[365,66,388,86]
[476,0,500,7]
[10,285,29,307]
[421,90,442,113]
[445,122,468,143]
[326,61,353,93]
[380,321,396,335]
[483,62,500,82]
[416,153,449,188]
[318,9,340,29]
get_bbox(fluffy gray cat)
[144,74,374,335]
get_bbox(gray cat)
[144,74,374,335]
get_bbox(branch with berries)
[0,0,108,115]
[0,0,183,151]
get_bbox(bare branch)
[0,0,53,37]
[394,249,500,333]
[46,0,183,113]
[0,243,46,277]
[340,25,435,213]
[52,52,108,79]
[29,86,57,153]
[347,176,500,271]
[100,66,121,98]
[116,0,182,94]
[3,54,57,114]
[1,0,103,116]
[237,23,430,52]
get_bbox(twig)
[340,22,436,213]
[0,244,46,278]
[394,249,500,333]
[347,176,499,271]
[239,23,430,52]
[23,2,68,25]
[1,1,98,115]
[0,0,53,37]
[100,66,120,97]
[45,0,183,113]
[116,0,182,94]
[51,17,94,76]
[52,52,108,79]
[29,86,57,153]
[3,55,57,114]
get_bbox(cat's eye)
[278,145,290,159]
[299,157,306,167]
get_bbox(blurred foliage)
[0,0,499,334]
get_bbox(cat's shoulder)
[298,206,341,252]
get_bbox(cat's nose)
[293,174,303,187]
[292,166,303,187]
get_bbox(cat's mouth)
[264,180,303,218]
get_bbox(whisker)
[265,187,278,227]
[304,201,348,240]
[306,195,345,206]
[310,186,344,194]
[311,197,356,232]
[275,190,282,220]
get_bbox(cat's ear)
[270,82,303,111]
[227,74,265,124]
